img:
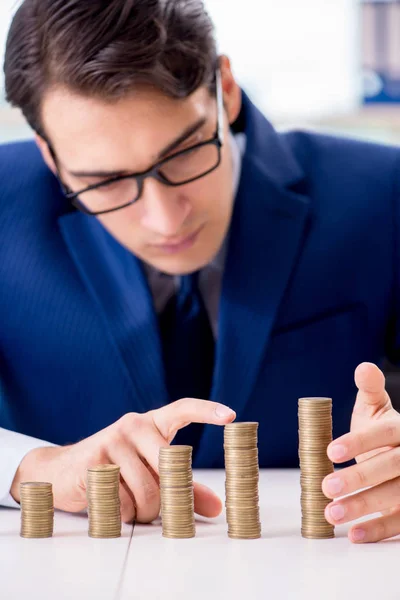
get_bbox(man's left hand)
[323,362,400,543]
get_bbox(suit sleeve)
[386,151,400,364]
[0,427,57,508]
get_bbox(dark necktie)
[158,271,215,452]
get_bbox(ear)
[219,55,242,125]
[35,134,58,176]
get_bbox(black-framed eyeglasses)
[49,69,225,216]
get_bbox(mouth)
[151,225,204,255]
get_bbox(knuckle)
[355,467,368,490]
[354,493,370,516]
[118,412,143,435]
[170,397,193,426]
[390,450,400,475]
[174,397,191,410]
[106,426,125,449]
[373,519,387,541]
[352,431,365,454]
[383,422,398,443]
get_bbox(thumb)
[193,481,223,518]
[151,398,236,442]
[353,362,392,416]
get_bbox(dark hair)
[4,0,218,136]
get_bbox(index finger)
[327,420,400,463]
[150,397,236,442]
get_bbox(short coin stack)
[159,446,195,539]
[86,464,121,539]
[298,397,335,539]
[224,422,261,539]
[20,482,54,538]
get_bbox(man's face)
[39,65,241,275]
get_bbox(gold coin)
[86,465,121,538]
[224,422,261,540]
[158,445,196,539]
[20,482,54,539]
[298,398,335,539]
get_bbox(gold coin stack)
[20,482,54,538]
[159,446,195,539]
[298,397,335,539]
[86,464,121,539]
[224,422,261,539]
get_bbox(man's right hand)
[10,398,236,523]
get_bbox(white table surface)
[0,469,397,600]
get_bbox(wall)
[204,0,361,121]
[0,0,361,141]
[0,0,17,103]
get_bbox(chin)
[156,259,208,276]
[153,248,216,276]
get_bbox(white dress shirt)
[0,131,245,508]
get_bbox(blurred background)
[2,0,400,145]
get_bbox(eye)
[167,132,205,159]
[94,178,127,192]
[101,180,123,190]
[171,147,201,163]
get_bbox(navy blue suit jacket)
[2,91,400,468]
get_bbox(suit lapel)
[195,95,311,466]
[58,212,168,415]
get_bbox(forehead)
[41,85,213,169]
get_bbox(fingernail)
[329,504,345,522]
[325,477,343,496]
[215,405,235,419]
[329,444,347,461]
[351,528,366,542]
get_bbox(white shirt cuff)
[0,427,57,508]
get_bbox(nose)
[140,178,192,236]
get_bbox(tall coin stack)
[298,397,335,539]
[224,422,261,539]
[20,482,54,539]
[159,446,195,539]
[86,464,121,539]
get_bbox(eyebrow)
[68,116,207,179]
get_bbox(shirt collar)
[210,130,246,271]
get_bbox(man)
[2,0,400,543]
